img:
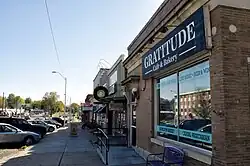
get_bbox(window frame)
[109,70,118,95]
[154,59,211,149]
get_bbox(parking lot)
[0,125,105,166]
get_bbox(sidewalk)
[0,125,105,166]
[0,149,19,161]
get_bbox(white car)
[28,120,56,132]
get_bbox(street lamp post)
[52,71,67,126]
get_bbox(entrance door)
[131,104,136,146]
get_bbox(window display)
[157,61,211,150]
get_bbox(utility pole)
[4,93,6,111]
[2,92,4,112]
[16,100,18,116]
[52,71,67,126]
[64,77,67,125]
[69,97,72,122]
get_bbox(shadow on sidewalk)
[0,124,105,166]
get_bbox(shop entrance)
[131,104,136,146]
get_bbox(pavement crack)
[57,139,68,166]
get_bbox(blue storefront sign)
[142,7,206,79]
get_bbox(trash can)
[70,122,78,136]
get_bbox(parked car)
[28,120,56,132]
[179,119,211,130]
[196,124,212,150]
[158,119,211,140]
[0,123,41,146]
[44,120,62,128]
[198,124,211,133]
[0,117,47,138]
[178,119,211,147]
[52,117,65,126]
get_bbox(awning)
[94,106,107,114]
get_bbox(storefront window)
[157,61,211,150]
[157,73,178,141]
[109,71,117,94]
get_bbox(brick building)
[122,0,250,166]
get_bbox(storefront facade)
[107,54,127,131]
[124,0,250,165]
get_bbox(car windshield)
[39,121,46,125]
[51,120,58,123]
[20,120,29,125]
[45,120,52,124]
[43,121,49,125]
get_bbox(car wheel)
[48,127,54,132]
[24,137,34,146]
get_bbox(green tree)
[55,101,64,113]
[14,96,24,109]
[42,92,59,116]
[70,103,80,114]
[192,91,211,119]
[25,97,32,104]
[32,100,42,109]
[7,93,15,109]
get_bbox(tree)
[14,96,24,109]
[55,101,64,113]
[25,97,32,104]
[32,100,42,109]
[42,92,59,116]
[70,103,80,114]
[7,93,15,109]
[192,91,211,119]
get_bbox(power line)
[44,0,63,73]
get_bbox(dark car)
[179,119,211,130]
[44,120,62,128]
[198,124,212,133]
[178,119,211,147]
[0,117,47,138]
[52,117,65,126]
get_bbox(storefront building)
[93,55,127,135]
[92,68,110,126]
[123,0,250,165]
[106,54,127,131]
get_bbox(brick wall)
[210,5,250,166]
[133,4,250,166]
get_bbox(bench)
[146,146,184,166]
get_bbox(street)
[0,126,105,166]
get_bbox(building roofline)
[107,54,125,76]
[93,68,109,82]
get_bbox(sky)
[0,0,164,104]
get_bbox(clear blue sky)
[0,0,164,104]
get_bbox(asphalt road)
[0,126,105,166]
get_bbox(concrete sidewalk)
[0,126,105,166]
